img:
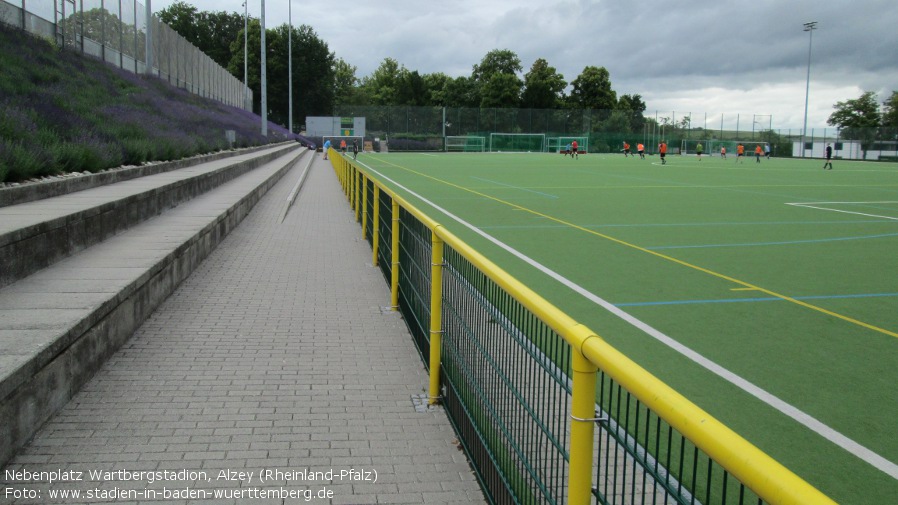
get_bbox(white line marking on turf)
[787,201,898,221]
[357,159,898,481]
[470,176,558,199]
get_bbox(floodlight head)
[803,21,818,31]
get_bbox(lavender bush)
[0,22,296,183]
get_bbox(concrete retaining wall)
[0,143,294,208]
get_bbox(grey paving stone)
[1,155,486,504]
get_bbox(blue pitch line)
[470,176,559,199]
[615,292,898,308]
[647,231,898,250]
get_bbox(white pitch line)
[357,159,898,481]
[786,202,898,221]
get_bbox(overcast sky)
[150,0,898,130]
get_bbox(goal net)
[445,136,486,152]
[489,133,546,153]
[549,136,589,153]
[323,136,365,153]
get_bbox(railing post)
[569,350,598,505]
[390,199,400,310]
[361,175,368,240]
[372,186,380,266]
[354,168,360,223]
[428,229,444,404]
[350,164,355,210]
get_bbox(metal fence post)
[354,168,360,222]
[569,349,598,505]
[428,229,444,404]
[361,175,368,240]
[390,199,400,311]
[371,186,380,267]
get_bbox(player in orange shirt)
[571,140,579,159]
[637,143,645,159]
[754,144,763,163]
[659,141,668,165]
[720,146,727,159]
[340,139,347,154]
[623,141,631,157]
[736,143,745,163]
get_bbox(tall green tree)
[442,76,479,108]
[568,66,616,113]
[227,22,334,125]
[827,91,882,158]
[158,2,243,70]
[227,19,262,113]
[362,58,402,105]
[396,70,428,106]
[334,58,367,107]
[472,49,522,108]
[617,93,647,133]
[423,72,452,106]
[521,58,566,109]
[882,90,898,128]
[157,1,199,42]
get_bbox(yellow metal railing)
[327,150,837,505]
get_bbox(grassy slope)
[0,22,294,183]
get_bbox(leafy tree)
[827,91,882,158]
[228,22,334,124]
[199,10,247,70]
[361,58,402,105]
[471,49,522,81]
[227,19,262,113]
[472,49,522,108]
[442,76,479,108]
[157,1,200,43]
[423,72,452,106]
[521,58,566,109]
[396,70,428,106]
[568,66,616,113]
[481,73,523,108]
[334,58,367,107]
[158,2,243,70]
[617,93,646,133]
[285,24,336,121]
[882,91,898,128]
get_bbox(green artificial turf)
[347,151,898,505]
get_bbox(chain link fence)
[334,105,898,160]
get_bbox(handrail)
[329,152,837,505]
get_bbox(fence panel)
[0,0,250,110]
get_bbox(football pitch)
[348,150,898,504]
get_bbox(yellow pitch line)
[371,156,898,339]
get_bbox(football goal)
[549,136,589,153]
[445,136,486,152]
[489,133,546,153]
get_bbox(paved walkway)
[2,155,486,504]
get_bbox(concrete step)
[0,146,310,466]
[0,143,300,289]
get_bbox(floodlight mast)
[261,0,267,136]
[801,21,817,158]
[243,1,248,110]
[288,0,293,134]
